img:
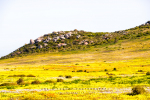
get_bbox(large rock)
[38,45,43,49]
[76,35,80,39]
[30,39,35,44]
[146,21,150,24]
[44,43,48,47]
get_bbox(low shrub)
[17,78,24,85]
[8,74,26,77]
[45,80,55,83]
[146,71,150,75]
[59,75,63,77]
[6,86,16,89]
[104,69,108,71]
[77,70,83,72]
[0,83,16,86]
[57,79,64,82]
[27,74,36,77]
[113,68,117,71]
[31,80,41,84]
[75,63,79,65]
[72,71,75,72]
[132,85,146,95]
[65,75,72,78]
[138,70,143,72]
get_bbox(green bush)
[132,85,145,95]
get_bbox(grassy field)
[1,34,150,99]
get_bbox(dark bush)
[113,68,116,71]
[75,63,79,65]
[59,75,63,77]
[104,69,108,71]
[17,78,24,85]
[84,70,87,72]
[0,83,16,86]
[138,70,143,72]
[65,75,72,78]
[8,74,26,77]
[27,74,36,77]
[31,80,41,84]
[45,80,55,83]
[72,71,75,72]
[146,71,150,75]
[57,79,64,82]
[132,85,145,95]
[77,70,83,72]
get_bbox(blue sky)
[0,0,150,57]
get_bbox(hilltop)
[1,21,150,59]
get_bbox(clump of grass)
[17,78,24,85]
[72,71,75,72]
[146,71,150,75]
[57,79,64,82]
[31,80,41,84]
[27,74,36,77]
[65,75,72,78]
[132,85,146,95]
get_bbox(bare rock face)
[30,39,35,44]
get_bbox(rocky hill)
[1,21,150,59]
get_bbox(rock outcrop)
[30,39,35,44]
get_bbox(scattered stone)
[57,43,67,47]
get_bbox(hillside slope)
[0,21,150,60]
